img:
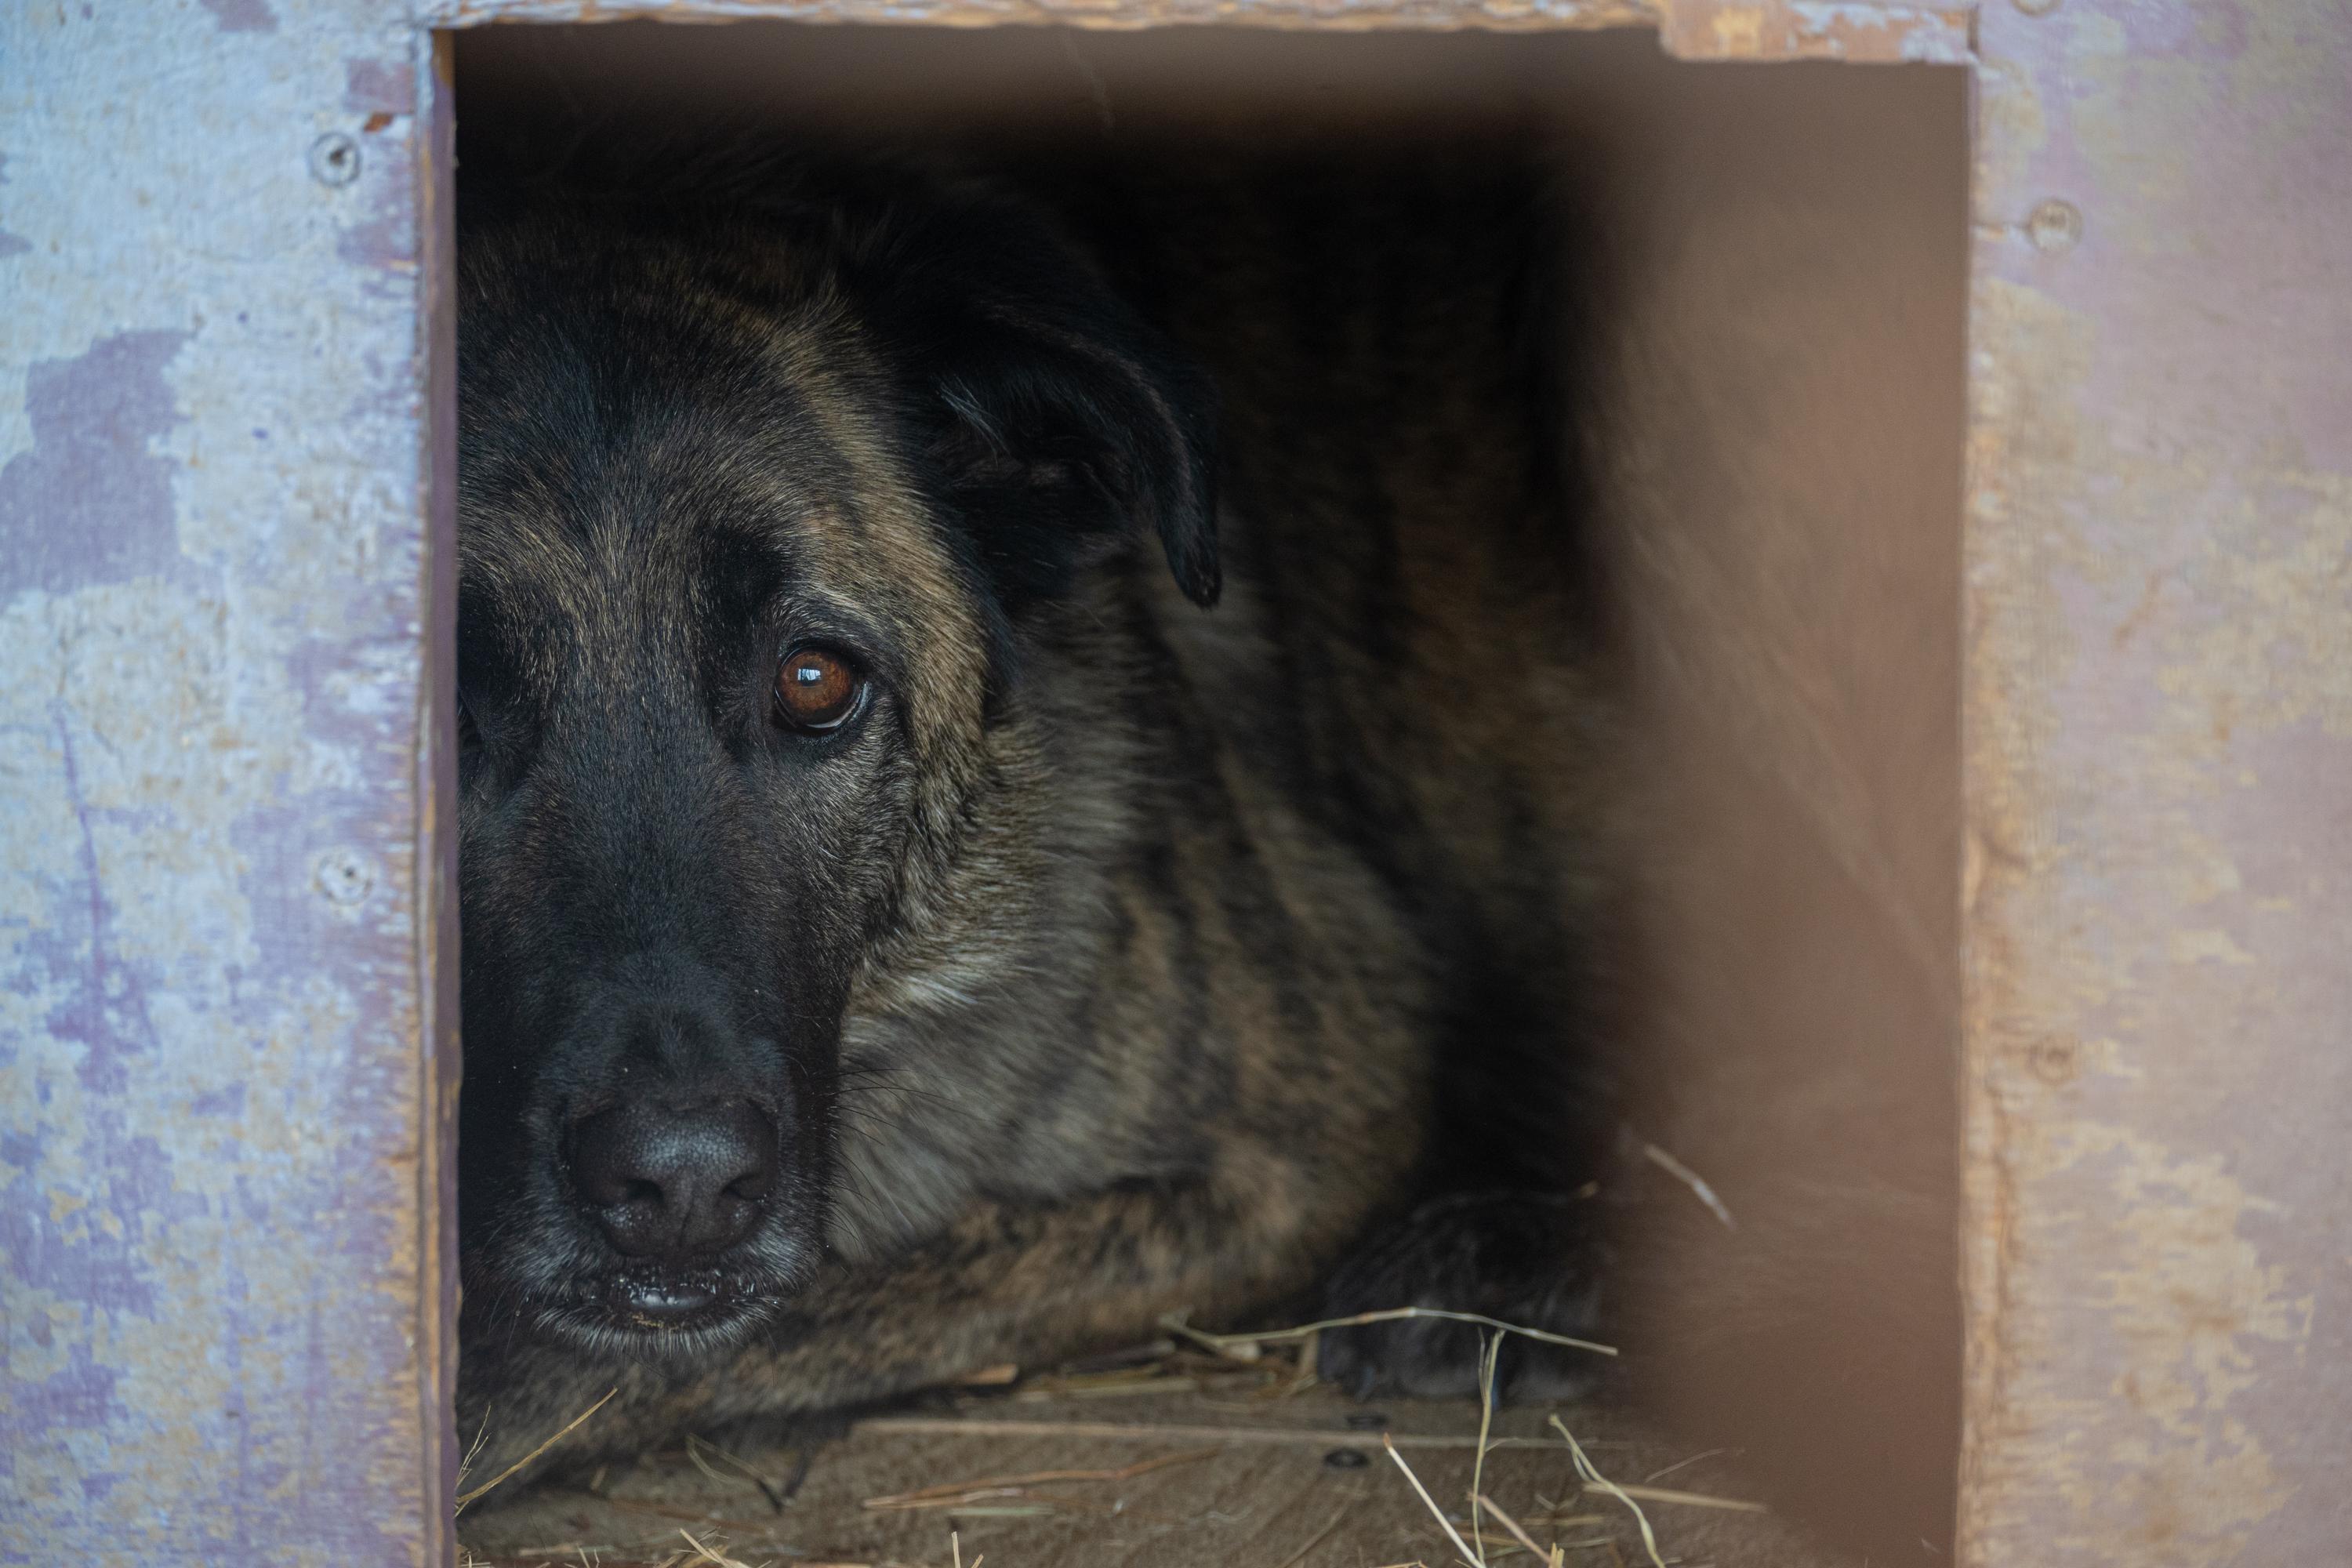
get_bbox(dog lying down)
[450,131,1957,1560]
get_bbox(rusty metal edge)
[416,28,466,1567]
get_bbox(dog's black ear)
[862,187,1221,612]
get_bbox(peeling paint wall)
[0,7,456,1564]
[1963,0,2352,1562]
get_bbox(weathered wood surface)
[457,1386,1853,1568]
[423,0,1974,64]
[1962,1,2352,1562]
[0,8,457,1565]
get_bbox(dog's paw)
[1315,1190,1614,1404]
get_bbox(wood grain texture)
[422,0,1973,64]
[458,1386,1857,1568]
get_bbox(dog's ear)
[861,187,1221,613]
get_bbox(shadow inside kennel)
[451,22,1965,1566]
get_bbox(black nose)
[568,1098,778,1263]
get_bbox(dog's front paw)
[1315,1189,1614,1404]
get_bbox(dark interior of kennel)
[452,24,1966,1566]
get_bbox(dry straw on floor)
[458,1303,1773,1568]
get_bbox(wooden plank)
[0,9,458,1564]
[1962,1,2352,1562]
[421,0,1976,65]
[457,1388,1847,1568]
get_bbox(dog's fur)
[452,127,1952,1556]
[456,123,1613,1432]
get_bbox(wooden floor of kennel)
[5,0,2349,1565]
[454,1378,1869,1568]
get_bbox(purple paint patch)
[0,330,190,598]
[338,216,412,273]
[198,0,278,31]
[3,1344,122,1432]
[38,710,162,1095]
[191,1083,248,1118]
[0,153,33,262]
[337,147,419,293]
[0,1126,172,1323]
[2,717,177,1340]
[344,58,415,117]
[0,1342,122,1498]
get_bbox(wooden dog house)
[3,1,2346,1563]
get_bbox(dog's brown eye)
[774,646,862,732]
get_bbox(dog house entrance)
[450,22,1965,1568]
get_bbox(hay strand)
[1164,1307,1614,1359]
[1272,1490,1362,1568]
[683,1433,800,1513]
[1550,1415,1664,1568]
[455,1388,618,1513]
[1639,1142,1737,1232]
[676,1530,756,1567]
[1472,1494,1554,1565]
[1383,1432,1481,1568]
[856,1414,1616,1452]
[1468,1330,1502,1565]
[1641,1446,1731,1485]
[862,1443,1221,1511]
[1601,1483,1766,1514]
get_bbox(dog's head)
[453,158,1217,1357]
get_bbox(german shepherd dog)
[452,128,1951,1555]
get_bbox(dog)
[450,126,1953,1558]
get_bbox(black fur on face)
[452,154,1218,1361]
